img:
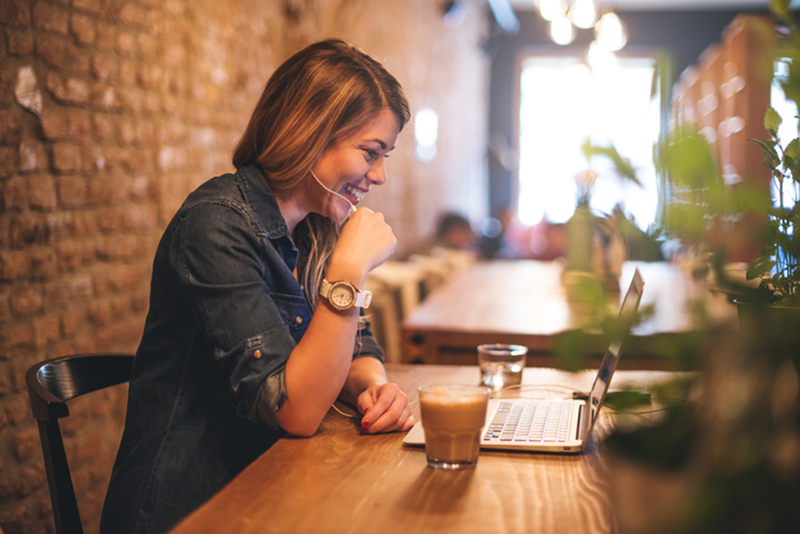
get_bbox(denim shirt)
[100,165,383,534]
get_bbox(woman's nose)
[367,158,387,185]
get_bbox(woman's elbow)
[276,409,323,437]
[282,422,319,438]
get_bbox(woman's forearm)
[339,356,388,406]
[276,301,359,436]
[276,258,370,436]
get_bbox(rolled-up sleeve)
[248,315,386,426]
[172,200,307,423]
[249,366,287,427]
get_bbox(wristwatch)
[319,279,373,310]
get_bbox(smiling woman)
[305,106,400,223]
[99,40,414,534]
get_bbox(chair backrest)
[27,353,134,534]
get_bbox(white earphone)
[310,170,356,218]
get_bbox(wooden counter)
[170,364,677,534]
[401,261,734,369]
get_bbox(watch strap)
[354,288,372,308]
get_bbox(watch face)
[330,283,356,309]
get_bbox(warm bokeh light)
[550,16,576,45]
[414,107,439,162]
[569,0,597,29]
[537,0,568,22]
[595,11,628,52]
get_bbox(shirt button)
[254,350,262,359]
[295,316,303,325]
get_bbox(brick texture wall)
[0,0,489,532]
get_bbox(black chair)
[26,353,134,534]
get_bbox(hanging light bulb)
[594,10,628,51]
[550,15,576,45]
[569,0,597,29]
[537,0,567,22]
[587,40,619,73]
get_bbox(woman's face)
[309,107,400,222]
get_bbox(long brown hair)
[233,39,409,308]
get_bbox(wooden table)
[401,260,734,369]
[171,364,674,534]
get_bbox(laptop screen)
[587,268,645,425]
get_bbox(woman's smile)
[343,183,367,202]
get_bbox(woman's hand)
[331,208,397,281]
[357,382,415,434]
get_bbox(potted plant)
[658,127,730,268]
[747,107,799,308]
[603,5,800,531]
[734,1,800,342]
[563,142,641,288]
[556,142,641,365]
[744,12,800,308]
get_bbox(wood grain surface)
[171,364,673,534]
[401,260,735,367]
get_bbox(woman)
[101,39,414,534]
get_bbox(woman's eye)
[364,148,378,159]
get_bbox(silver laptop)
[403,267,645,454]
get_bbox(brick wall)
[0,0,489,532]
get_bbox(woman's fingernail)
[361,420,370,432]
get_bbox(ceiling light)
[550,16,576,45]
[569,0,596,29]
[537,0,567,22]
[594,11,628,51]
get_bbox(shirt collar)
[235,165,290,240]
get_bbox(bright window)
[772,59,799,208]
[518,55,661,229]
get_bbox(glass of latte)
[418,384,490,470]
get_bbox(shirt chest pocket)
[270,293,312,341]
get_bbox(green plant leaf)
[791,202,800,221]
[772,206,793,222]
[764,106,783,135]
[763,219,782,242]
[752,138,781,170]
[785,137,800,160]
[581,139,643,186]
[790,162,800,184]
[555,330,589,372]
[786,139,800,183]
[728,183,772,212]
[663,202,709,244]
[665,131,720,190]
[746,254,775,280]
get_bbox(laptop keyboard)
[484,401,572,443]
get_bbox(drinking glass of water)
[478,344,528,390]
